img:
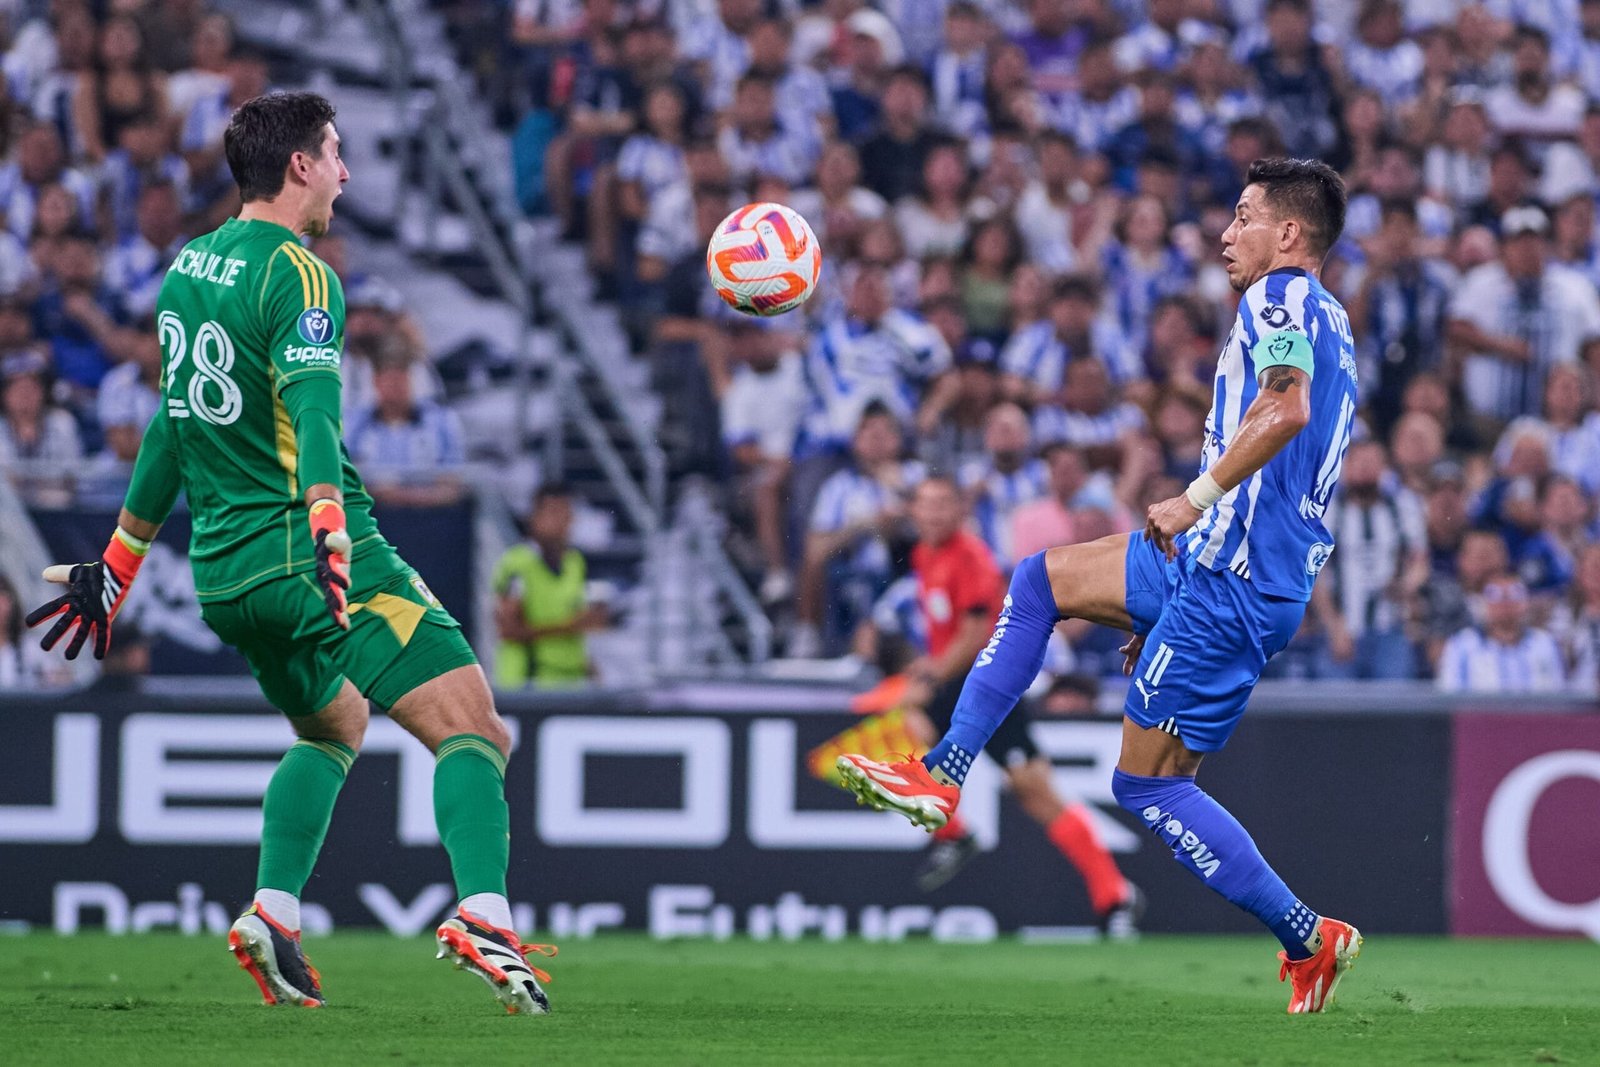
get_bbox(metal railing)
[352,0,773,670]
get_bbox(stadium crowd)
[499,0,1600,692]
[0,1,1596,695]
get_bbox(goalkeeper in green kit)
[25,92,556,1015]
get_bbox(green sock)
[434,734,510,898]
[258,737,356,894]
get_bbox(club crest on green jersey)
[298,307,334,345]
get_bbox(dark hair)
[859,399,898,426]
[886,64,931,91]
[1378,197,1417,223]
[1244,157,1347,257]
[0,573,21,645]
[1050,274,1101,304]
[223,91,336,203]
[534,482,573,506]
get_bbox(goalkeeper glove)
[309,498,353,630]
[25,527,149,660]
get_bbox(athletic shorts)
[200,542,478,715]
[924,669,1040,769]
[1120,534,1305,752]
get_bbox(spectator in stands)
[793,402,922,657]
[101,107,190,239]
[1424,92,1493,212]
[789,140,886,258]
[492,483,606,687]
[75,15,168,164]
[1248,0,1339,160]
[1419,527,1509,669]
[344,346,467,507]
[1032,355,1146,467]
[720,317,808,604]
[0,572,29,689]
[32,231,124,410]
[95,320,160,465]
[1100,192,1194,357]
[915,320,999,472]
[0,121,95,242]
[104,179,185,319]
[962,400,1046,569]
[1312,440,1428,679]
[857,64,936,203]
[894,139,974,261]
[1448,204,1600,438]
[1514,475,1590,595]
[1390,410,1447,496]
[0,349,82,505]
[1437,573,1566,692]
[1001,274,1129,405]
[1009,441,1129,562]
[1551,541,1600,693]
[716,72,814,187]
[1152,386,1207,480]
[799,262,953,456]
[1499,363,1600,497]
[1485,27,1584,147]
[1350,199,1454,433]
[166,12,233,124]
[181,47,270,229]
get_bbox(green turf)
[3,933,1597,1065]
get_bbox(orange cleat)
[1278,917,1363,1014]
[436,908,557,1015]
[835,753,960,831]
[228,905,325,1007]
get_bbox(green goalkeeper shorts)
[200,541,479,715]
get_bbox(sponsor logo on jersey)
[298,307,334,345]
[283,344,340,365]
[1306,542,1334,575]
[1259,304,1291,329]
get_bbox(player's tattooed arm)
[1259,365,1305,393]
[1202,364,1313,493]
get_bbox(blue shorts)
[1121,534,1306,752]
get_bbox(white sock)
[461,892,515,933]
[254,888,301,932]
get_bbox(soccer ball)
[705,202,822,317]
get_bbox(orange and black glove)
[26,528,149,660]
[309,498,353,630]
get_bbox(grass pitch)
[3,933,1596,1065]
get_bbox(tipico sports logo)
[298,307,334,345]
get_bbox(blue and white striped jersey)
[1182,268,1359,602]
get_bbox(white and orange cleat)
[435,908,557,1015]
[228,905,325,1007]
[1278,917,1363,1014]
[835,753,961,832]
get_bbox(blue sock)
[1111,769,1320,959]
[923,551,1057,786]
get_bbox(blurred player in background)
[854,476,1143,935]
[839,159,1365,1014]
[25,92,555,1015]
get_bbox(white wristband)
[1185,471,1224,511]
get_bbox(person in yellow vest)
[492,484,605,686]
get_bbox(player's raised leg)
[386,663,556,1015]
[229,680,368,1007]
[1109,575,1362,1013]
[837,535,1132,825]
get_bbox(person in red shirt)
[889,476,1142,933]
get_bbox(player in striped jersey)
[838,158,1365,1013]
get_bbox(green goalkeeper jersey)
[147,216,377,603]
